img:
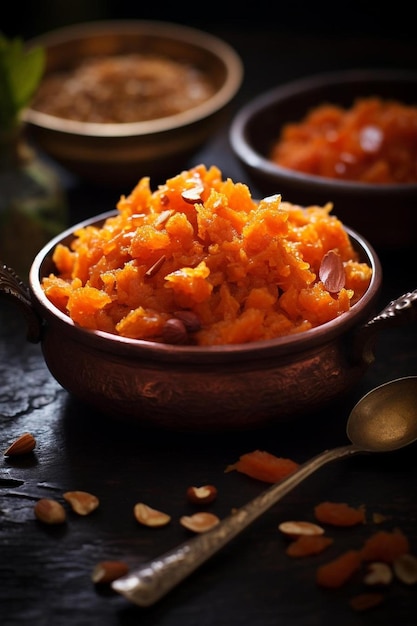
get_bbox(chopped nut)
[349,592,384,611]
[162,318,188,344]
[364,562,393,585]
[278,520,325,538]
[4,432,36,456]
[181,185,204,204]
[186,485,218,505]
[393,553,417,585]
[34,498,66,525]
[145,254,166,278]
[133,503,171,527]
[154,209,173,227]
[63,490,99,516]
[180,512,220,533]
[91,560,129,584]
[319,249,345,292]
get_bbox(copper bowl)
[23,20,243,187]
[1,213,417,431]
[229,69,417,250]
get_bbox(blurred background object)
[20,20,243,187]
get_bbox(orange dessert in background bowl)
[230,69,417,250]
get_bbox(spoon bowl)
[112,376,417,606]
[347,376,417,452]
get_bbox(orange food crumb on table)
[314,501,366,527]
[286,534,334,557]
[225,449,299,483]
[316,549,362,588]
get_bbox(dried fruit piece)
[319,249,345,292]
[349,592,384,611]
[180,512,220,533]
[34,498,66,525]
[364,562,393,585]
[393,553,417,584]
[133,503,171,527]
[91,560,129,584]
[186,485,218,505]
[278,520,324,538]
[314,501,365,526]
[63,490,99,515]
[225,450,299,483]
[316,550,362,588]
[4,432,36,456]
[360,529,410,563]
[286,535,334,558]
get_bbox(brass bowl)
[23,20,243,187]
[229,69,417,250]
[2,212,417,431]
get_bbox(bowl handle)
[353,289,417,365]
[0,262,43,343]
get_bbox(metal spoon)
[112,376,417,606]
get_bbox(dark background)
[2,1,416,41]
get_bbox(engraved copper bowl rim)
[29,210,381,365]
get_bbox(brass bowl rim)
[23,19,244,138]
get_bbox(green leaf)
[0,33,45,129]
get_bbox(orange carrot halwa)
[41,164,372,345]
[270,97,417,183]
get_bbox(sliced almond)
[186,485,218,505]
[181,185,204,204]
[180,512,220,533]
[133,502,171,527]
[34,498,66,525]
[4,432,36,456]
[278,520,325,539]
[393,553,417,585]
[145,254,166,278]
[319,249,345,292]
[154,209,173,227]
[63,490,99,515]
[364,561,393,585]
[91,560,129,584]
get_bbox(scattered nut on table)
[180,512,220,533]
[133,502,171,527]
[4,432,36,456]
[34,498,66,525]
[186,485,218,504]
[63,490,100,515]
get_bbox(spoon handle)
[112,443,360,606]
